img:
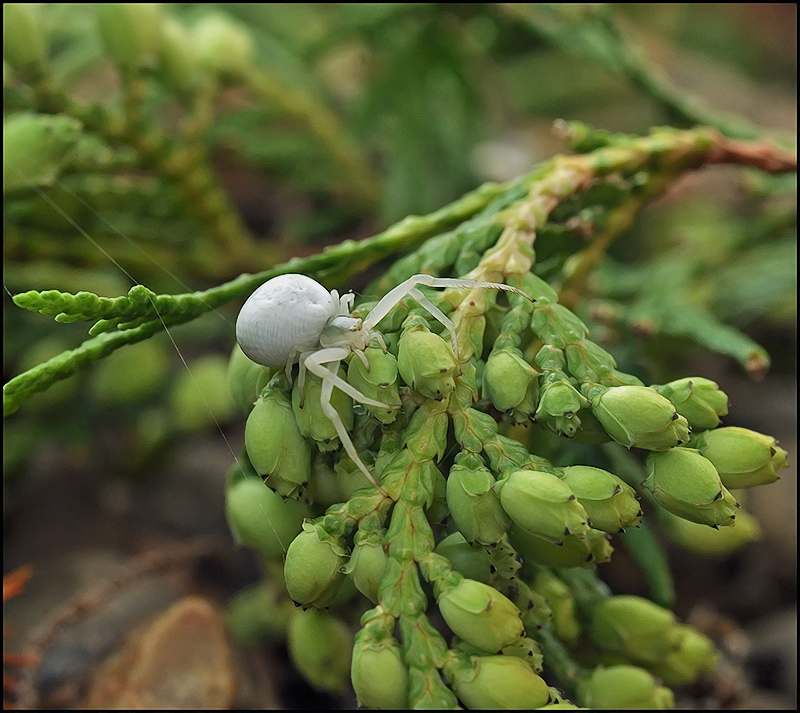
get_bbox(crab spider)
[236,273,532,492]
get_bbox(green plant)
[3,3,796,710]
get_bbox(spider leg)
[304,348,398,410]
[408,286,458,355]
[362,274,533,331]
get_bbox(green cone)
[397,321,458,400]
[157,16,200,92]
[245,386,311,499]
[225,477,309,560]
[344,530,388,603]
[495,470,590,544]
[449,655,550,709]
[227,344,273,413]
[693,426,788,489]
[578,665,675,709]
[660,508,761,556]
[346,345,401,424]
[647,624,719,686]
[589,384,690,450]
[511,525,613,569]
[561,465,643,533]
[292,366,353,451]
[447,453,510,545]
[284,522,346,608]
[96,3,162,69]
[652,377,728,430]
[287,608,352,693]
[644,449,738,527]
[192,13,254,78]
[438,578,525,653]
[351,635,409,709]
[482,346,539,422]
[531,571,581,644]
[535,376,590,438]
[3,4,47,73]
[434,532,493,584]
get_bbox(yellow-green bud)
[397,324,458,400]
[434,532,493,584]
[483,346,539,422]
[225,476,309,559]
[346,345,401,424]
[284,522,346,608]
[531,571,580,644]
[561,465,643,534]
[648,624,719,686]
[693,426,788,489]
[447,453,510,545]
[3,4,47,73]
[157,16,200,91]
[590,385,690,450]
[344,530,388,603]
[495,470,590,544]
[335,455,375,500]
[192,13,254,78]
[245,387,311,498]
[578,665,674,709]
[169,354,236,431]
[292,366,353,451]
[644,448,738,527]
[535,377,590,438]
[653,377,728,430]
[351,636,409,709]
[4,112,82,193]
[660,508,761,556]
[438,578,524,653]
[96,3,162,70]
[227,344,273,413]
[287,609,351,693]
[449,655,550,709]
[590,595,680,664]
[512,524,613,569]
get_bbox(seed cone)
[434,533,493,584]
[96,3,162,70]
[344,530,388,603]
[644,448,738,527]
[511,525,613,569]
[447,453,510,545]
[495,469,590,544]
[351,635,409,709]
[227,344,272,413]
[288,609,352,693]
[561,465,643,533]
[660,508,761,556]
[535,376,590,438]
[693,426,788,489]
[448,655,550,709]
[482,346,539,422]
[292,366,353,451]
[647,624,719,686]
[284,523,346,608]
[192,13,254,77]
[346,345,401,423]
[397,322,458,400]
[653,377,728,430]
[532,570,581,644]
[578,665,675,709]
[589,384,690,450]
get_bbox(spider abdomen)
[236,274,337,367]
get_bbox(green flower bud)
[287,609,351,693]
[284,522,346,608]
[647,624,719,686]
[499,636,544,673]
[3,4,47,73]
[590,384,690,450]
[652,377,728,430]
[4,112,82,193]
[169,355,236,431]
[351,635,409,709]
[495,470,590,544]
[447,453,510,545]
[511,525,613,569]
[578,665,674,709]
[225,580,294,644]
[535,376,590,438]
[192,13,254,78]
[561,465,643,534]
[227,344,273,413]
[397,328,457,401]
[660,508,761,556]
[693,426,788,489]
[482,346,539,422]
[157,16,200,91]
[292,366,353,451]
[344,530,388,603]
[531,571,580,644]
[245,386,311,498]
[225,476,309,560]
[644,449,738,527]
[434,532,493,584]
[438,578,524,653]
[306,453,344,508]
[590,595,680,664]
[96,3,162,70]
[346,345,401,424]
[449,655,550,709]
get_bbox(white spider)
[236,273,530,493]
